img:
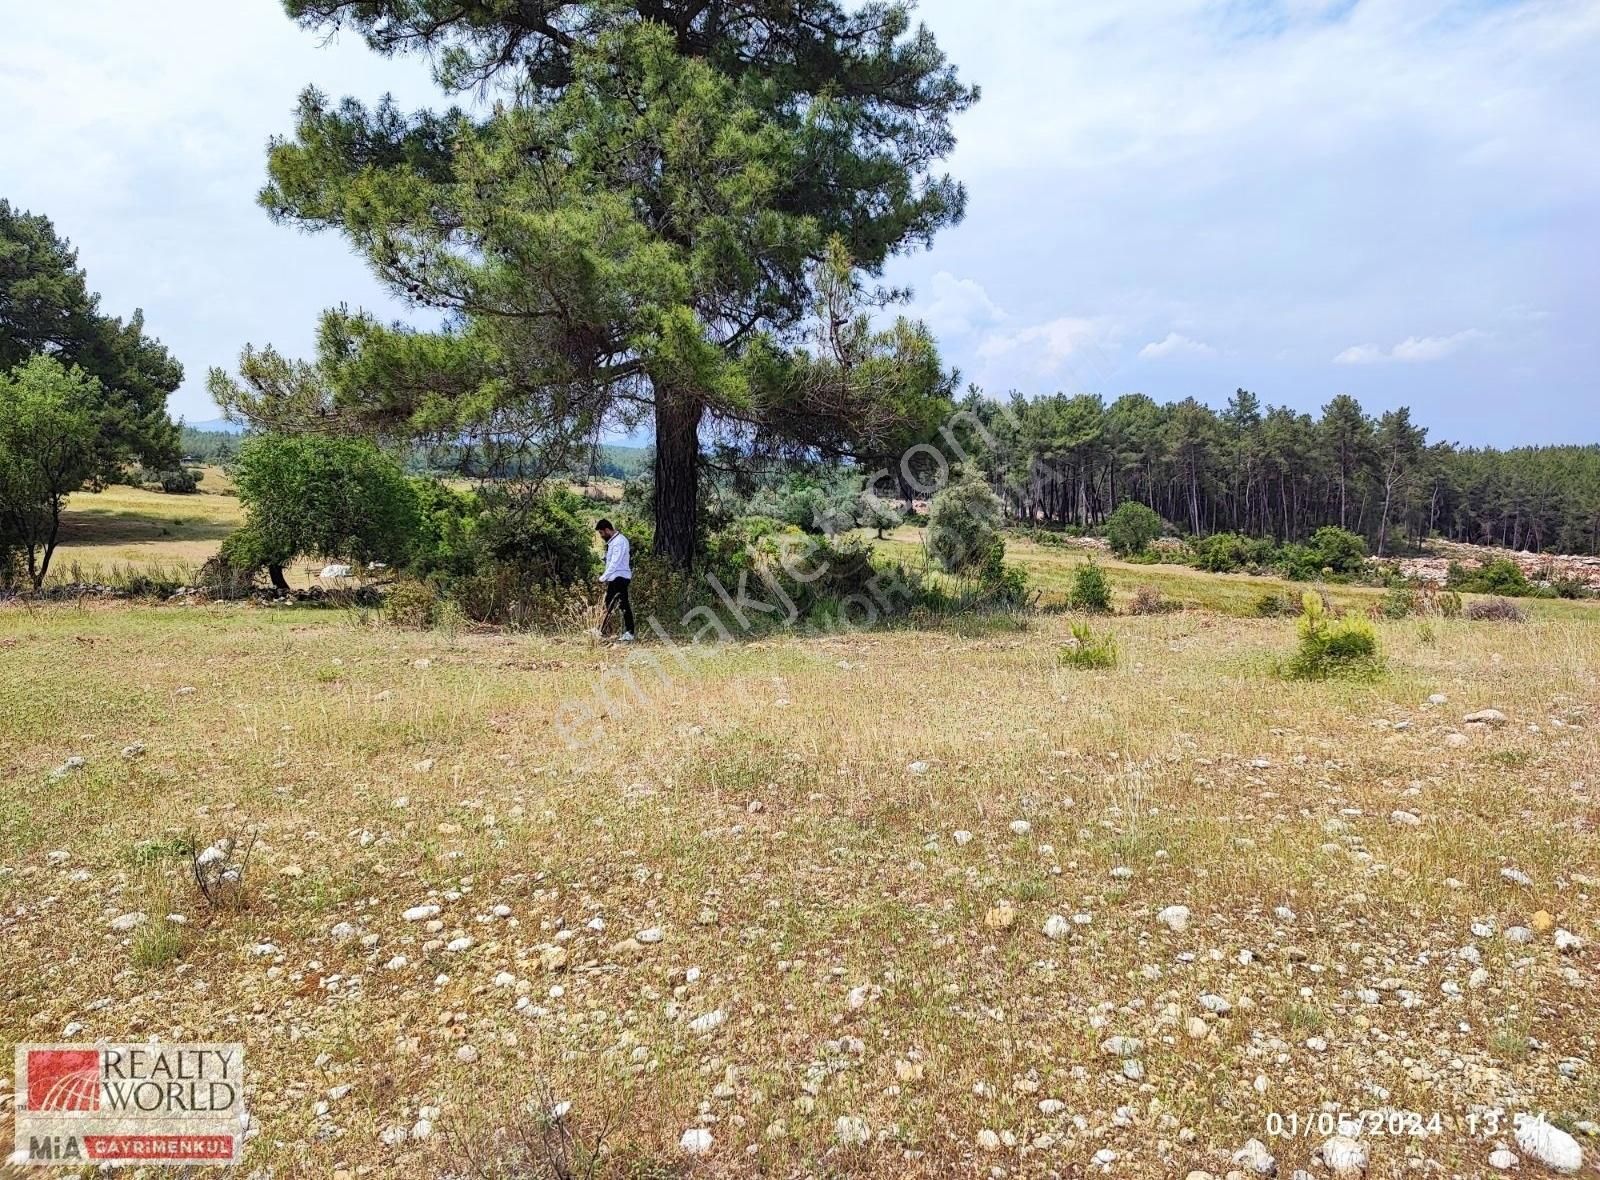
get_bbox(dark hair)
[595,519,613,533]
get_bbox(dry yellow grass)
[1,585,1596,1176]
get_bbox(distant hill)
[182,417,245,434]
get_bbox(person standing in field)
[595,519,636,642]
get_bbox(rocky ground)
[1,596,1597,1178]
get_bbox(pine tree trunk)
[268,564,289,591]
[653,387,705,571]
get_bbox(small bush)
[1464,597,1528,623]
[1285,592,1380,680]
[1379,585,1418,619]
[1550,576,1591,600]
[1069,560,1112,612]
[1059,621,1117,670]
[156,467,201,494]
[1307,526,1367,574]
[1104,502,1162,557]
[385,579,441,629]
[196,553,257,600]
[1448,558,1533,597]
[1254,591,1297,617]
[1190,532,1276,574]
[1431,587,1463,618]
[977,539,1030,606]
[926,478,1004,573]
[1127,584,1173,615]
[131,922,188,969]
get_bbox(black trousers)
[603,577,635,635]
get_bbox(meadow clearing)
[2,490,1598,1178]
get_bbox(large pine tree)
[226,1,974,567]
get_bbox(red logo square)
[27,1049,101,1112]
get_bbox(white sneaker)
[620,631,636,643]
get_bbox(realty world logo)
[13,1043,245,1167]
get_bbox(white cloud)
[1139,332,1215,361]
[976,316,1120,387]
[915,272,1006,337]
[1333,329,1486,365]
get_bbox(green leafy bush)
[231,433,420,588]
[1059,621,1117,670]
[480,487,599,588]
[1255,591,1298,617]
[384,579,441,629]
[977,538,1029,606]
[1448,558,1532,597]
[1190,532,1276,573]
[1104,502,1162,557]
[156,467,200,494]
[1285,592,1380,680]
[1306,526,1367,574]
[1379,585,1418,619]
[1069,559,1112,612]
[926,478,1003,573]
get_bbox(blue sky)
[3,0,1596,445]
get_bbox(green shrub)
[1190,532,1276,573]
[1069,559,1112,612]
[1550,576,1591,600]
[1285,592,1380,680]
[1433,588,1463,618]
[1448,558,1532,597]
[1254,591,1297,617]
[1059,621,1117,670]
[1104,502,1162,557]
[481,487,599,587]
[156,467,200,494]
[977,539,1030,605]
[1307,526,1367,574]
[384,579,441,629]
[1464,596,1528,622]
[926,478,1003,573]
[1379,585,1418,619]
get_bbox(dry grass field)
[2,556,1597,1177]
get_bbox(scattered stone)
[985,903,1017,931]
[1157,905,1191,933]
[680,1128,713,1155]
[907,761,929,775]
[455,1045,479,1064]
[1554,928,1583,954]
[953,830,973,846]
[1443,733,1470,749]
[1504,926,1535,945]
[1185,1016,1209,1039]
[540,946,569,973]
[1391,810,1421,827]
[1100,1036,1143,1058]
[403,904,440,922]
[1199,993,1232,1015]
[329,922,358,942]
[1043,914,1071,941]
[1233,1137,1278,1176]
[1009,819,1032,837]
[689,1009,726,1034]
[445,936,473,953]
[1320,1135,1368,1177]
[834,1115,870,1146]
[1501,867,1534,887]
[1466,709,1508,726]
[1515,1118,1583,1172]
[1428,693,1448,706]
[636,926,664,944]
[108,912,147,932]
[1488,1148,1518,1170]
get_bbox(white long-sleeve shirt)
[601,532,632,582]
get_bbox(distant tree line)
[949,389,1600,555]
